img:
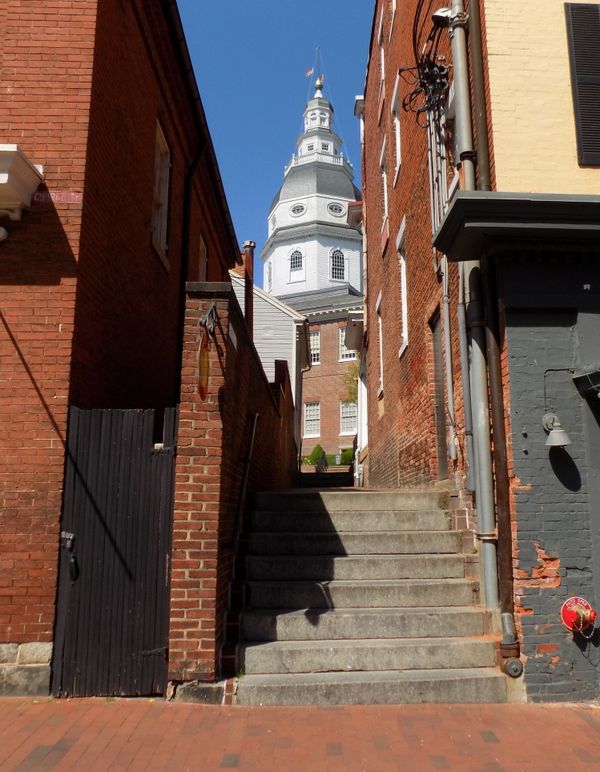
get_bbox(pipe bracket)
[451,12,469,31]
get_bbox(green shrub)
[308,444,325,465]
[341,448,354,465]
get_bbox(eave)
[433,191,600,261]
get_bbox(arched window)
[290,250,303,272]
[330,249,345,280]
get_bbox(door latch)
[60,531,75,551]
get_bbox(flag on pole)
[304,67,314,78]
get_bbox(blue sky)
[177,1,374,285]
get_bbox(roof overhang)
[0,145,44,220]
[433,191,600,261]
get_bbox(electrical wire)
[404,1,450,127]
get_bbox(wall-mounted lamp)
[543,413,572,448]
[0,226,8,242]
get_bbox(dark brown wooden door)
[52,408,177,697]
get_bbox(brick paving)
[1,698,599,771]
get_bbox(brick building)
[1,0,297,697]
[361,0,600,701]
[261,77,363,461]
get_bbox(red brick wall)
[362,1,468,488]
[70,0,226,410]
[0,0,98,645]
[0,0,235,654]
[169,284,297,683]
[301,318,357,458]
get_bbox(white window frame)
[304,402,321,438]
[309,330,320,365]
[330,249,346,281]
[376,290,384,399]
[380,139,389,228]
[340,400,358,436]
[339,328,357,362]
[378,10,385,91]
[397,217,408,358]
[290,250,303,272]
[389,0,397,41]
[152,122,170,263]
[391,73,402,185]
[289,248,305,283]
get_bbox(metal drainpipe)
[450,0,498,609]
[468,0,518,653]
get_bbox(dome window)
[330,249,345,280]
[290,250,303,271]
[328,202,345,217]
[290,204,306,217]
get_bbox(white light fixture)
[543,413,572,448]
[0,144,44,220]
[0,227,8,242]
[432,8,452,27]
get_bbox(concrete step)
[246,554,465,581]
[254,490,450,513]
[240,637,497,675]
[245,578,478,610]
[240,607,487,642]
[248,531,462,556]
[235,668,507,706]
[252,509,451,533]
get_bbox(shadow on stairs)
[299,467,354,488]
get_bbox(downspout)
[450,0,498,609]
[468,0,519,658]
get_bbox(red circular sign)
[560,596,597,632]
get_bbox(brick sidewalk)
[1,698,599,771]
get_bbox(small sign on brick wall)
[32,190,83,204]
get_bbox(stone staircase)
[234,489,507,706]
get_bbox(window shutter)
[565,4,600,165]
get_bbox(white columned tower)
[262,76,362,298]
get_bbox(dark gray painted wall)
[500,254,600,702]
